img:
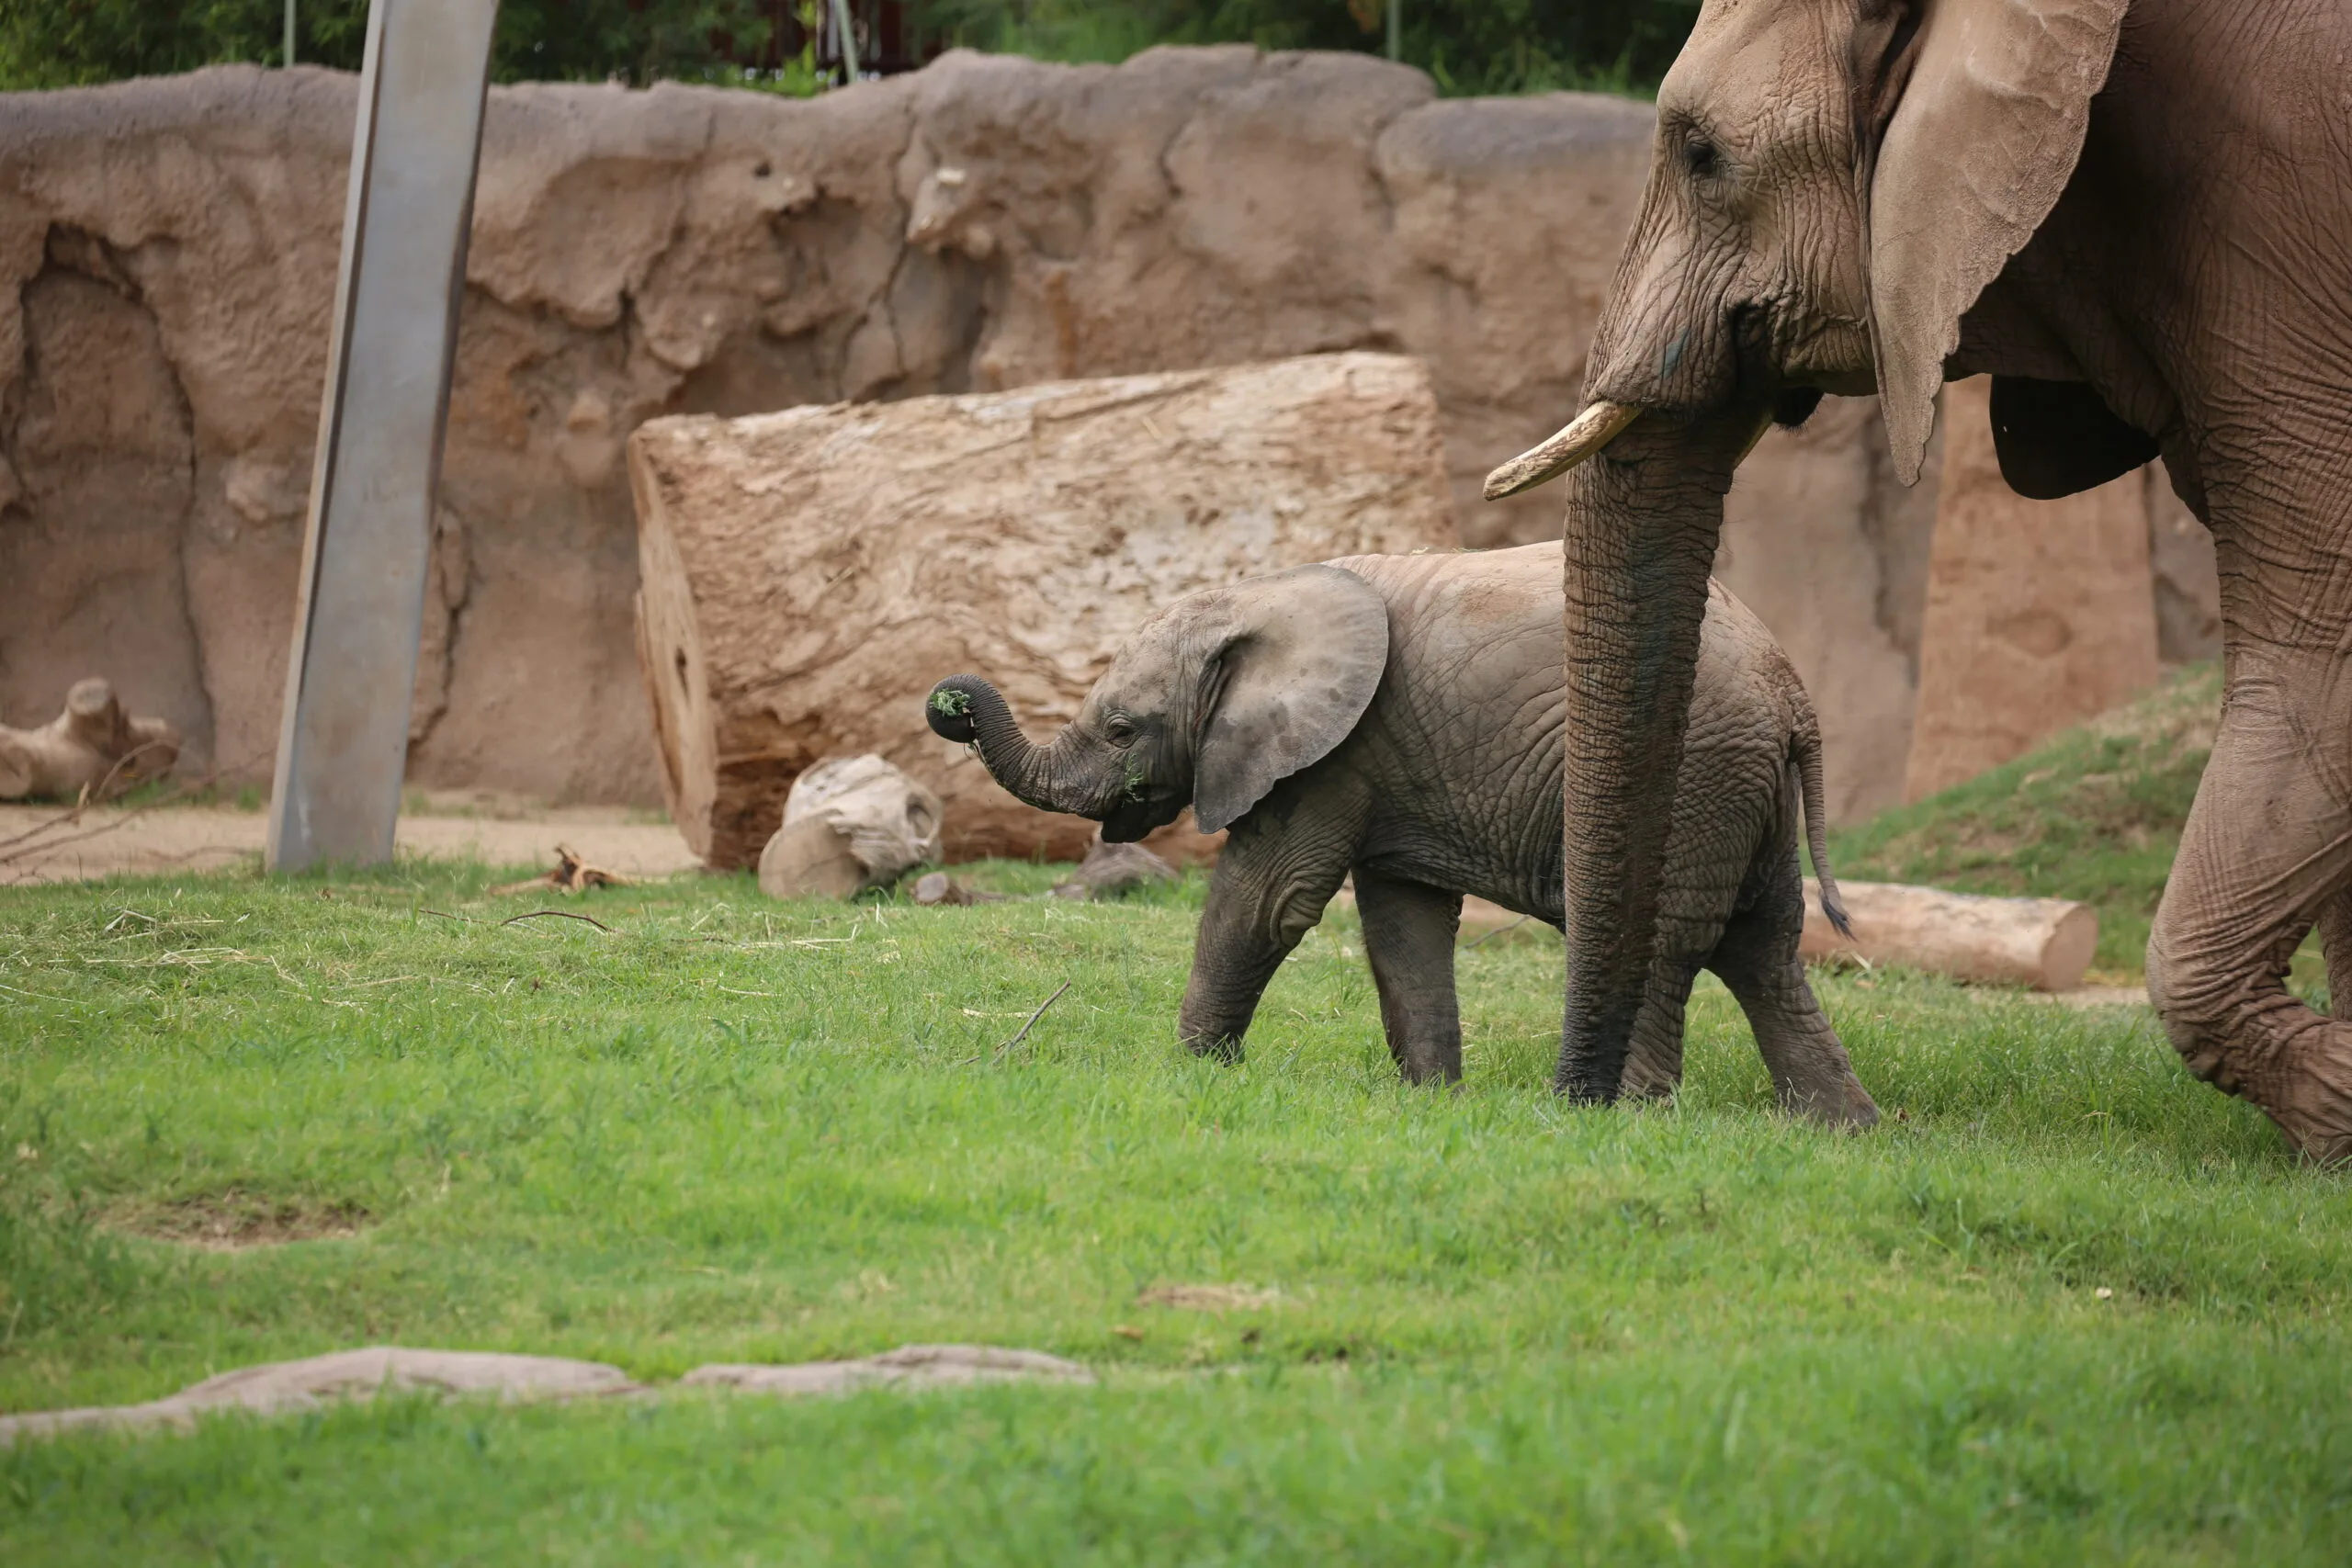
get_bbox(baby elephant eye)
[1103,716,1136,743]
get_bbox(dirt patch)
[111,1190,370,1251]
[0,805,701,886]
[1137,1283,1281,1313]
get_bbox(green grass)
[1834,664,2222,977]
[3,848,2349,1562]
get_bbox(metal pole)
[1386,0,1400,62]
[266,0,501,874]
[285,0,296,66]
[831,0,860,82]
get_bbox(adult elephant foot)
[2153,977,2352,1163]
[2147,666,2352,1163]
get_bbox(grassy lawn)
[3,822,2349,1562]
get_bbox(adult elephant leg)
[2148,654,2352,1159]
[2315,886,2352,1013]
[1555,408,1757,1100]
[1352,870,1464,1085]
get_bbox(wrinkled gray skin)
[926,544,1877,1124]
[1536,0,2352,1157]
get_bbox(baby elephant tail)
[1794,716,1852,940]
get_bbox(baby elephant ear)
[1193,564,1390,836]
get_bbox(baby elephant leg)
[1352,869,1464,1084]
[1179,818,1351,1063]
[1709,846,1879,1128]
[1619,956,1703,1101]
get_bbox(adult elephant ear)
[1858,0,2131,485]
[1193,564,1389,836]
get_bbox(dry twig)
[499,909,616,935]
[995,980,1072,1060]
[1463,915,1533,951]
[487,844,633,897]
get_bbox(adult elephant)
[1490,0,2352,1156]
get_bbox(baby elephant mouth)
[1101,799,1164,843]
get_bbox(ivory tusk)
[1736,406,1777,466]
[1481,401,1643,501]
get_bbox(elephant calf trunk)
[923,674,1108,819]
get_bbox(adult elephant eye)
[1684,139,1721,179]
[1105,716,1135,744]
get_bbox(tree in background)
[0,0,810,88]
[1,1,1699,96]
[922,1,1700,94]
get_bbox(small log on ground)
[1803,878,2098,992]
[759,754,942,900]
[1051,834,1176,900]
[628,353,1457,869]
[0,677,180,801]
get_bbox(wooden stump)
[0,677,181,801]
[1803,878,2099,992]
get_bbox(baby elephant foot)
[1396,1055,1462,1089]
[1181,1030,1246,1066]
[1779,1075,1880,1130]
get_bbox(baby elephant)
[926,542,1876,1125]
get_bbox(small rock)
[912,872,1006,907]
[0,1348,639,1447]
[760,755,942,900]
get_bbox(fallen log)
[1803,878,2098,993]
[627,353,1457,868]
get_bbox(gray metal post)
[1386,0,1400,62]
[266,0,500,873]
[285,0,297,65]
[831,0,860,82]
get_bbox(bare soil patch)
[1137,1283,1281,1313]
[110,1190,371,1251]
[0,805,700,886]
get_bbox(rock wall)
[1904,378,2164,801]
[0,51,1948,819]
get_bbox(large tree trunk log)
[628,353,1458,868]
[1803,878,2098,992]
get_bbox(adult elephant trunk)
[1536,405,1760,1100]
[924,673,1114,818]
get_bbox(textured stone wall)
[0,51,1951,818]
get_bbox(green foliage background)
[0,1,1701,96]
[0,1,798,88]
